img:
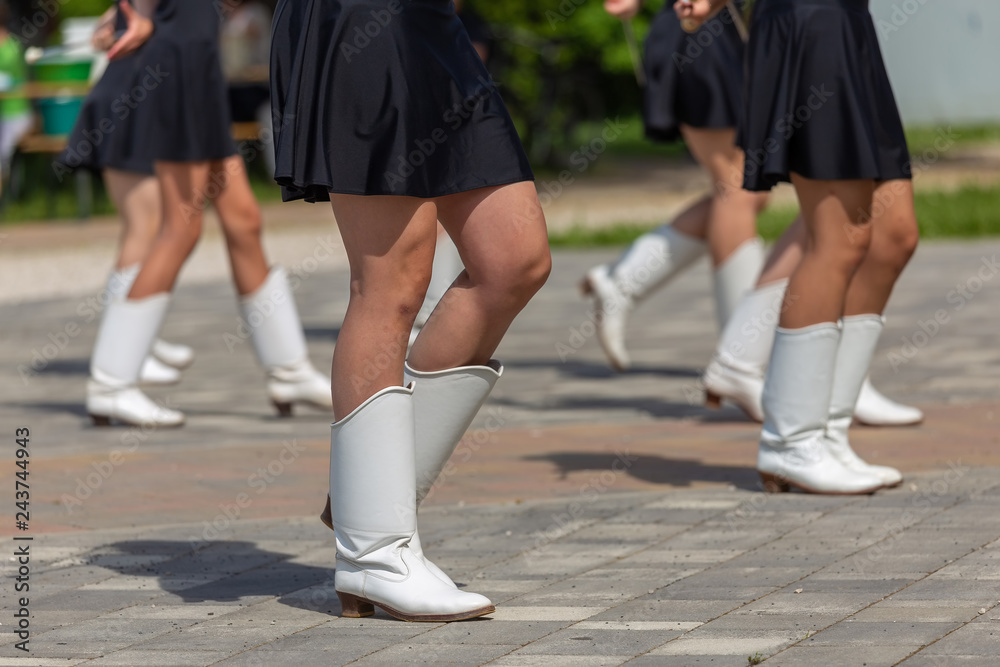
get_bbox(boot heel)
[272,401,293,418]
[90,414,112,427]
[338,592,375,618]
[579,277,594,297]
[320,495,333,531]
[705,391,722,410]
[760,472,791,493]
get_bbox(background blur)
[0,0,998,242]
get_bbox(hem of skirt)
[276,174,536,203]
[54,156,155,177]
[646,119,737,144]
[135,149,239,165]
[744,168,913,192]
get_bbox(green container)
[36,97,84,136]
[32,56,93,83]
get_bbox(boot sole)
[704,390,763,423]
[853,416,924,427]
[759,472,883,495]
[580,275,630,373]
[338,591,494,622]
[89,413,185,428]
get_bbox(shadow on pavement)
[524,452,760,491]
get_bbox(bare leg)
[329,195,439,418]
[410,181,551,371]
[680,126,769,266]
[757,216,806,286]
[104,169,161,269]
[844,180,919,316]
[207,155,269,296]
[129,161,212,299]
[780,176,874,328]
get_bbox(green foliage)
[747,653,765,666]
[59,1,113,19]
[471,0,664,165]
[548,184,1000,247]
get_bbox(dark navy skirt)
[643,4,745,142]
[740,0,911,191]
[58,56,154,176]
[269,0,533,202]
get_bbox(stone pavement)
[1,225,999,663]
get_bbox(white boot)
[240,267,333,416]
[712,237,765,329]
[139,356,181,386]
[87,294,185,427]
[320,360,504,589]
[410,234,464,346]
[406,360,503,587]
[825,315,903,487]
[703,279,787,421]
[330,385,495,622]
[105,265,195,382]
[758,323,883,495]
[854,378,924,426]
[582,225,706,370]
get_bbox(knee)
[874,212,919,270]
[483,240,551,307]
[223,204,263,247]
[161,212,203,255]
[824,221,873,275]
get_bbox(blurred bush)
[474,0,658,166]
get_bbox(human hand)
[604,0,642,21]
[107,2,154,61]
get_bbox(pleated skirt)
[740,0,911,191]
[643,4,745,142]
[269,0,533,202]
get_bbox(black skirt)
[740,0,911,191]
[643,4,745,142]
[126,0,237,164]
[270,0,533,202]
[58,56,154,176]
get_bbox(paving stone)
[514,627,684,656]
[914,619,1000,655]
[801,621,963,646]
[346,642,519,665]
[646,630,801,656]
[765,645,919,666]
[492,656,625,667]
[84,650,234,666]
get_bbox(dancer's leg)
[209,155,331,414]
[104,169,161,270]
[128,161,212,298]
[408,181,551,371]
[844,180,919,316]
[329,194,438,418]
[207,156,269,296]
[680,126,769,266]
[757,175,882,494]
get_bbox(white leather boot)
[712,237,765,329]
[582,225,706,371]
[703,279,787,421]
[825,315,903,487]
[853,378,924,426]
[105,265,194,384]
[87,294,185,427]
[410,233,464,345]
[330,385,495,622]
[406,360,503,586]
[320,360,503,588]
[758,323,883,495]
[239,267,333,416]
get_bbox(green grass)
[548,184,1000,247]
